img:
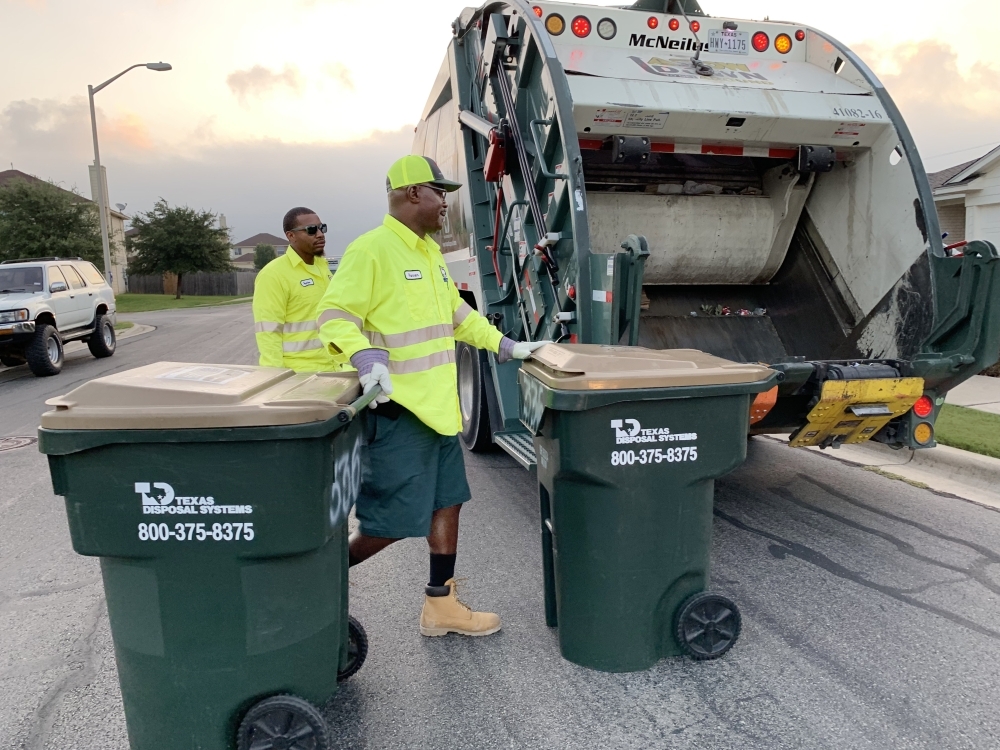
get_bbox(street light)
[88,62,172,287]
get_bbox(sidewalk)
[946,374,1000,415]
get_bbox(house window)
[234,248,242,256]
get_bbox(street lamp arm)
[90,64,147,95]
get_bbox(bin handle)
[337,385,383,423]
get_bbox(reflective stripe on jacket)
[252,248,341,372]
[317,214,503,435]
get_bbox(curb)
[761,435,1000,510]
[63,323,155,354]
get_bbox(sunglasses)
[291,223,327,236]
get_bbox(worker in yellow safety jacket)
[253,207,340,371]
[316,155,548,637]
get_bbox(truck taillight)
[545,13,564,35]
[775,33,792,54]
[913,395,934,418]
[571,16,591,37]
[532,5,542,17]
[752,32,769,52]
[795,29,805,41]
[649,16,660,29]
[690,20,700,32]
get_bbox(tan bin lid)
[40,362,361,430]
[521,344,774,391]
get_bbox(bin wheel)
[675,592,741,661]
[337,615,368,682]
[236,694,329,750]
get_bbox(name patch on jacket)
[300,279,315,287]
[404,270,422,280]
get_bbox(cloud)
[324,63,355,91]
[226,65,304,104]
[856,40,1000,171]
[0,100,413,251]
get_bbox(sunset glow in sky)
[2,0,998,245]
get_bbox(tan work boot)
[420,578,501,637]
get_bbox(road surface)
[1,304,998,749]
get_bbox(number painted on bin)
[610,447,698,466]
[137,522,255,541]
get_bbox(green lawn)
[934,404,1000,460]
[115,294,252,313]
[114,321,134,331]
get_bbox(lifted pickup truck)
[0,257,118,376]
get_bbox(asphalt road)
[2,304,1000,749]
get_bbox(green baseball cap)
[386,155,462,193]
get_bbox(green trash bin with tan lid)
[518,345,777,672]
[37,362,375,750]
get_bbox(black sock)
[428,553,456,588]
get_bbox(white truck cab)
[0,257,118,376]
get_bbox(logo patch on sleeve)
[300,278,315,287]
[438,265,449,283]
[404,270,423,280]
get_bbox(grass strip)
[113,321,134,331]
[934,404,1000,460]
[115,294,252,313]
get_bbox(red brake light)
[648,16,659,29]
[571,15,591,37]
[795,29,805,41]
[751,31,770,52]
[690,20,700,32]
[668,18,679,31]
[532,5,542,17]
[913,395,934,418]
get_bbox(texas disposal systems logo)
[611,419,698,445]
[134,481,252,515]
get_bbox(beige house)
[0,168,129,294]
[231,232,287,268]
[929,145,1000,251]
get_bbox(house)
[929,145,1000,250]
[0,169,130,294]
[231,232,287,268]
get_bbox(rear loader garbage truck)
[415,0,1000,466]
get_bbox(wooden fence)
[127,271,257,296]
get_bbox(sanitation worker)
[253,207,339,371]
[317,155,546,637]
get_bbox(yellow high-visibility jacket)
[253,248,340,372]
[317,215,503,435]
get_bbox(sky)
[1,0,998,251]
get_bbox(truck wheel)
[0,354,25,367]
[237,695,329,750]
[26,324,63,377]
[457,341,493,452]
[87,314,116,358]
[337,615,368,681]
[675,592,742,660]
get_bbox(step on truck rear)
[414,0,1000,464]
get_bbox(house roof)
[929,144,1000,191]
[0,169,129,219]
[234,232,286,247]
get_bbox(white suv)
[0,257,118,377]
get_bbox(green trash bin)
[519,345,778,673]
[38,362,375,750]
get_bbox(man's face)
[412,184,448,234]
[285,213,326,256]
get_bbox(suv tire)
[26,324,64,376]
[87,314,116,358]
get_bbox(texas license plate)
[708,30,748,55]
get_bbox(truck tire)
[457,341,493,452]
[26,324,63,376]
[87,314,116,358]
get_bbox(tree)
[253,243,276,270]
[0,177,103,265]
[129,200,232,298]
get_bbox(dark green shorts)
[355,407,471,539]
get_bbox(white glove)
[359,362,393,408]
[511,341,552,360]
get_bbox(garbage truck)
[413,0,1000,467]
